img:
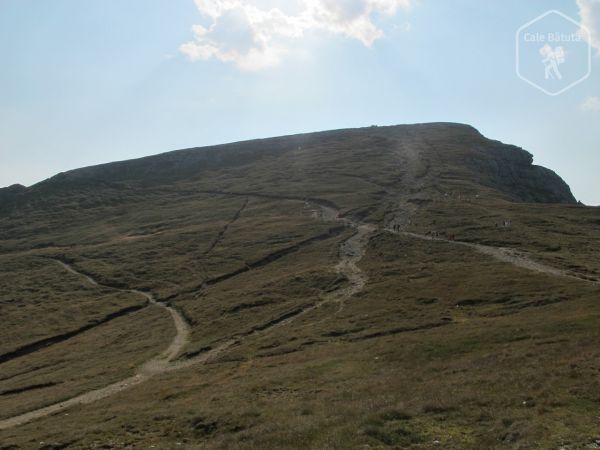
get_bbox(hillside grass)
[0,125,599,449]
[3,231,599,449]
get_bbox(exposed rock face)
[397,123,576,204]
[468,139,576,204]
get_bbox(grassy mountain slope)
[1,124,599,449]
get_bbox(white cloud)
[180,0,413,70]
[577,0,600,54]
[581,96,600,111]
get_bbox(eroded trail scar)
[334,224,376,312]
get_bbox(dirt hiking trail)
[0,200,373,430]
[396,230,599,285]
[0,261,192,431]
[4,193,594,431]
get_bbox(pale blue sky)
[1,0,598,204]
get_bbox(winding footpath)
[395,230,599,285]
[3,195,595,431]
[0,262,191,431]
[169,206,375,371]
[0,200,374,430]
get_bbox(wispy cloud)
[180,0,413,71]
[577,0,600,54]
[581,96,600,111]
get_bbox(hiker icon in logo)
[540,44,566,80]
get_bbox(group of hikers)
[389,218,513,241]
[426,230,456,241]
[389,224,457,241]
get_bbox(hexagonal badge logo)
[516,10,592,96]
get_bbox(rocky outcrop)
[469,140,576,204]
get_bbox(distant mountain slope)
[0,123,576,214]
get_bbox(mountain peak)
[0,124,576,218]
